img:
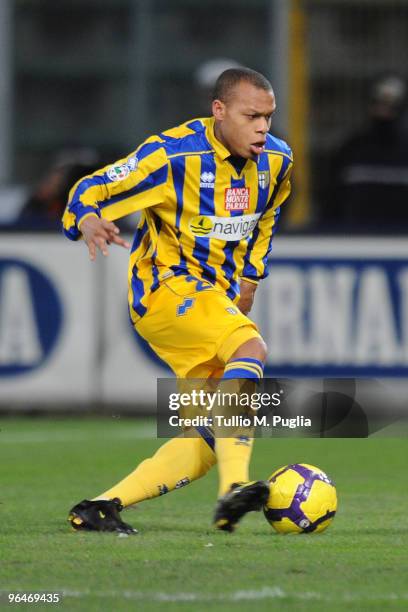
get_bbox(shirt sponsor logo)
[226,307,238,315]
[258,171,270,190]
[107,156,138,182]
[189,216,213,236]
[225,187,250,211]
[189,213,261,241]
[200,172,215,188]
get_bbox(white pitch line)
[2,587,402,604]
[0,427,156,444]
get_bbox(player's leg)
[212,331,270,531]
[68,278,223,533]
[95,433,216,504]
[134,278,269,531]
[68,434,216,533]
[213,335,267,495]
[68,277,265,533]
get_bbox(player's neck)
[213,120,234,156]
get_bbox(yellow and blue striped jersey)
[62,117,293,321]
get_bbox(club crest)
[258,171,270,190]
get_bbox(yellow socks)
[94,435,216,507]
[214,435,254,496]
[213,359,264,497]
[93,356,264,506]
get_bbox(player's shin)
[94,435,216,507]
[213,358,264,496]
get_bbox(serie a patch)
[225,187,250,211]
[107,155,138,182]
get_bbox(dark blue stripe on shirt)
[192,154,217,284]
[222,175,247,300]
[69,175,106,209]
[170,157,188,270]
[256,152,272,213]
[186,119,205,133]
[150,216,161,293]
[242,155,290,279]
[131,266,148,318]
[70,142,165,207]
[131,218,149,254]
[136,141,164,162]
[99,164,168,209]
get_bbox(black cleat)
[214,481,270,532]
[68,498,137,534]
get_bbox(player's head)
[212,68,276,159]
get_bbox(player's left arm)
[238,160,293,314]
[237,279,258,316]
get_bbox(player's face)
[212,81,276,159]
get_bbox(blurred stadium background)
[1,0,408,411]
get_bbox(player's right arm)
[77,215,130,262]
[62,138,168,259]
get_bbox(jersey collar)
[206,117,233,161]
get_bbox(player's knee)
[230,336,267,364]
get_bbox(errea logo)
[200,172,215,188]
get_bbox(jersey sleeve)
[62,138,168,240]
[241,159,293,284]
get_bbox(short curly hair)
[212,68,273,103]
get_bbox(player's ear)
[212,99,226,120]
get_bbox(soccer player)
[62,68,293,534]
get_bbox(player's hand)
[79,215,130,261]
[237,279,257,315]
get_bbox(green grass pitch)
[1,417,407,611]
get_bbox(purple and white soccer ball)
[264,463,338,534]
